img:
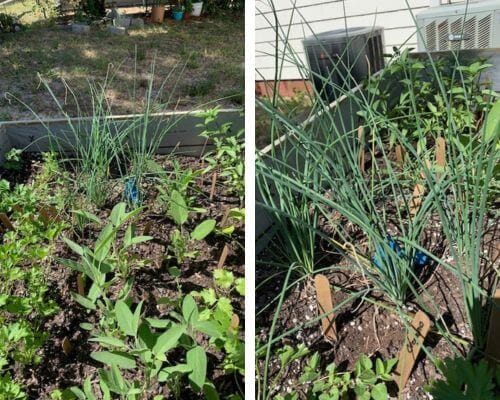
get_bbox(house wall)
[255,0,464,82]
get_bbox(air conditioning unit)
[416,0,500,51]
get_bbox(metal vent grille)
[426,21,437,50]
[478,14,492,48]
[450,19,462,50]
[424,12,494,51]
[438,20,449,50]
[464,17,476,49]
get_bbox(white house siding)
[255,0,464,80]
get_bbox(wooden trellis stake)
[39,205,60,227]
[395,144,406,165]
[143,221,153,236]
[209,172,217,200]
[435,137,446,179]
[77,274,86,296]
[314,274,337,342]
[485,289,500,365]
[62,337,73,355]
[0,213,14,231]
[230,313,239,330]
[217,244,230,269]
[357,125,365,173]
[394,310,430,391]
[220,207,231,228]
[410,160,432,217]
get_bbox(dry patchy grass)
[0,12,244,120]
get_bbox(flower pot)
[191,2,203,16]
[172,10,184,20]
[151,5,165,23]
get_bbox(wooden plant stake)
[230,313,239,330]
[409,183,425,217]
[62,337,73,355]
[394,310,431,391]
[77,274,86,296]
[220,207,231,229]
[357,125,365,173]
[435,137,446,179]
[314,274,337,342]
[39,205,59,227]
[209,172,217,200]
[0,213,14,231]
[217,244,230,269]
[395,145,406,165]
[485,289,500,365]
[143,221,153,236]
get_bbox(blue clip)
[125,179,139,206]
[372,235,429,269]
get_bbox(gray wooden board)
[0,125,11,166]
[0,109,242,160]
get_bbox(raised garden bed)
[256,50,500,400]
[0,108,245,399]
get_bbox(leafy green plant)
[3,149,23,171]
[60,203,152,314]
[166,189,216,265]
[425,357,499,400]
[198,107,245,201]
[272,351,396,400]
[0,13,15,34]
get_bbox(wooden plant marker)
[62,337,73,355]
[409,183,425,217]
[0,213,14,231]
[395,144,406,165]
[143,221,153,236]
[39,205,60,227]
[357,125,365,173]
[314,274,337,342]
[76,274,86,296]
[209,172,217,200]
[435,137,446,179]
[220,207,231,229]
[485,289,500,365]
[230,313,239,330]
[217,244,230,269]
[394,310,431,391]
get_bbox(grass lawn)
[0,4,244,120]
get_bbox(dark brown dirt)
[256,209,499,400]
[1,154,244,399]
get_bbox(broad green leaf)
[485,99,500,143]
[115,300,136,336]
[73,209,101,225]
[371,383,388,400]
[182,295,199,324]
[146,318,171,329]
[90,351,136,369]
[169,190,189,226]
[191,220,216,240]
[88,336,126,348]
[72,293,96,310]
[195,320,223,338]
[152,324,185,356]
[157,364,192,382]
[63,237,84,256]
[203,382,220,400]
[187,346,207,391]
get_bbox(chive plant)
[256,1,499,396]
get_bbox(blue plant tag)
[125,179,139,206]
[372,235,429,270]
